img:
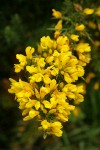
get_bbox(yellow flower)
[26,66,38,74]
[51,67,59,76]
[83,8,94,15]
[56,36,69,49]
[64,73,72,83]
[70,34,79,41]
[25,46,34,59]
[29,109,39,118]
[40,86,50,99]
[43,75,51,84]
[36,57,46,68]
[54,31,61,39]
[8,78,34,98]
[76,43,91,53]
[25,100,36,108]
[50,121,63,137]
[43,100,51,109]
[55,20,62,30]
[35,101,40,110]
[78,53,91,66]
[8,34,91,138]
[46,56,54,64]
[54,20,62,38]
[52,9,62,18]
[14,64,24,73]
[29,73,43,82]
[40,36,53,50]
[41,120,50,130]
[76,94,84,104]
[16,54,26,65]
[75,24,85,31]
[23,116,31,121]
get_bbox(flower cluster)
[8,34,91,138]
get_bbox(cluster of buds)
[8,34,91,138]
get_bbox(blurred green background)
[0,0,100,150]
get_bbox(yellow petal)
[25,46,34,59]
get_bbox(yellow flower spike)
[25,46,34,59]
[52,9,62,18]
[41,120,50,130]
[70,34,79,42]
[8,32,91,138]
[29,109,39,118]
[83,8,94,15]
[75,24,85,31]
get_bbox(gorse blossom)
[83,8,94,15]
[8,34,91,138]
